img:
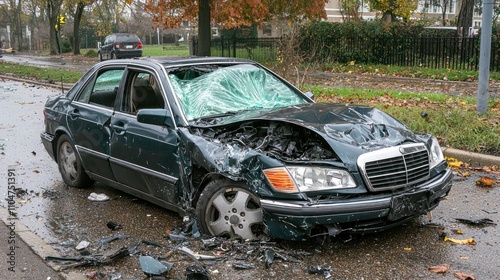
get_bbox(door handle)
[111,123,125,135]
[68,109,80,119]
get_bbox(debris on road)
[185,263,210,280]
[455,218,497,226]
[139,255,172,276]
[106,221,122,230]
[307,265,332,278]
[75,240,90,250]
[45,246,130,269]
[232,262,255,270]
[87,192,110,201]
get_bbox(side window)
[77,69,125,108]
[120,71,164,114]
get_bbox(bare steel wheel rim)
[205,187,263,240]
[59,142,78,181]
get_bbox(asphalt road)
[0,58,499,279]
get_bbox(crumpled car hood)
[192,103,423,168]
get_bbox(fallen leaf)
[403,247,412,251]
[476,176,497,187]
[32,170,40,173]
[428,264,449,273]
[453,272,475,280]
[445,157,464,168]
[444,237,476,245]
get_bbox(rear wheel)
[196,179,265,240]
[57,134,93,188]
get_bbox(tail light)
[137,42,143,49]
[115,43,120,48]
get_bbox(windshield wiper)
[197,111,238,121]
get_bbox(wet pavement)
[0,52,96,74]
[0,72,499,279]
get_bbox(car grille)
[357,144,430,191]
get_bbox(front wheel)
[57,134,93,188]
[196,179,265,240]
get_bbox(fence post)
[233,34,236,57]
[221,36,224,57]
[190,37,196,56]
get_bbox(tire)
[98,52,103,61]
[56,134,93,188]
[196,179,265,240]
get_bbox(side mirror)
[137,109,175,128]
[304,91,314,100]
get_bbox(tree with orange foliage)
[144,0,329,56]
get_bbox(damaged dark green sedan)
[41,57,453,241]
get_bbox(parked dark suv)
[98,33,142,61]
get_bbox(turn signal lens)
[263,167,298,193]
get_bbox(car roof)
[96,56,254,67]
[154,56,255,67]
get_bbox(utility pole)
[477,0,494,114]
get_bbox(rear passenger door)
[67,67,125,180]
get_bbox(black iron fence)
[192,36,499,72]
[193,36,280,64]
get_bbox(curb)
[442,147,500,167]
[0,207,85,280]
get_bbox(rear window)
[116,34,140,43]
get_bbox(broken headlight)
[429,136,444,169]
[264,166,356,193]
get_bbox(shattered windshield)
[167,64,309,121]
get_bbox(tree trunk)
[73,1,85,55]
[47,0,62,54]
[198,0,211,56]
[456,0,474,37]
[16,0,23,51]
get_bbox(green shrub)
[85,49,98,58]
[61,40,73,53]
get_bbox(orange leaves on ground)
[446,157,466,168]
[454,272,476,280]
[444,237,477,245]
[428,264,475,280]
[428,264,449,273]
[475,176,497,187]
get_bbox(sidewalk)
[0,208,83,280]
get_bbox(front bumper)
[260,168,453,240]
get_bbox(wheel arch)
[190,169,246,209]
